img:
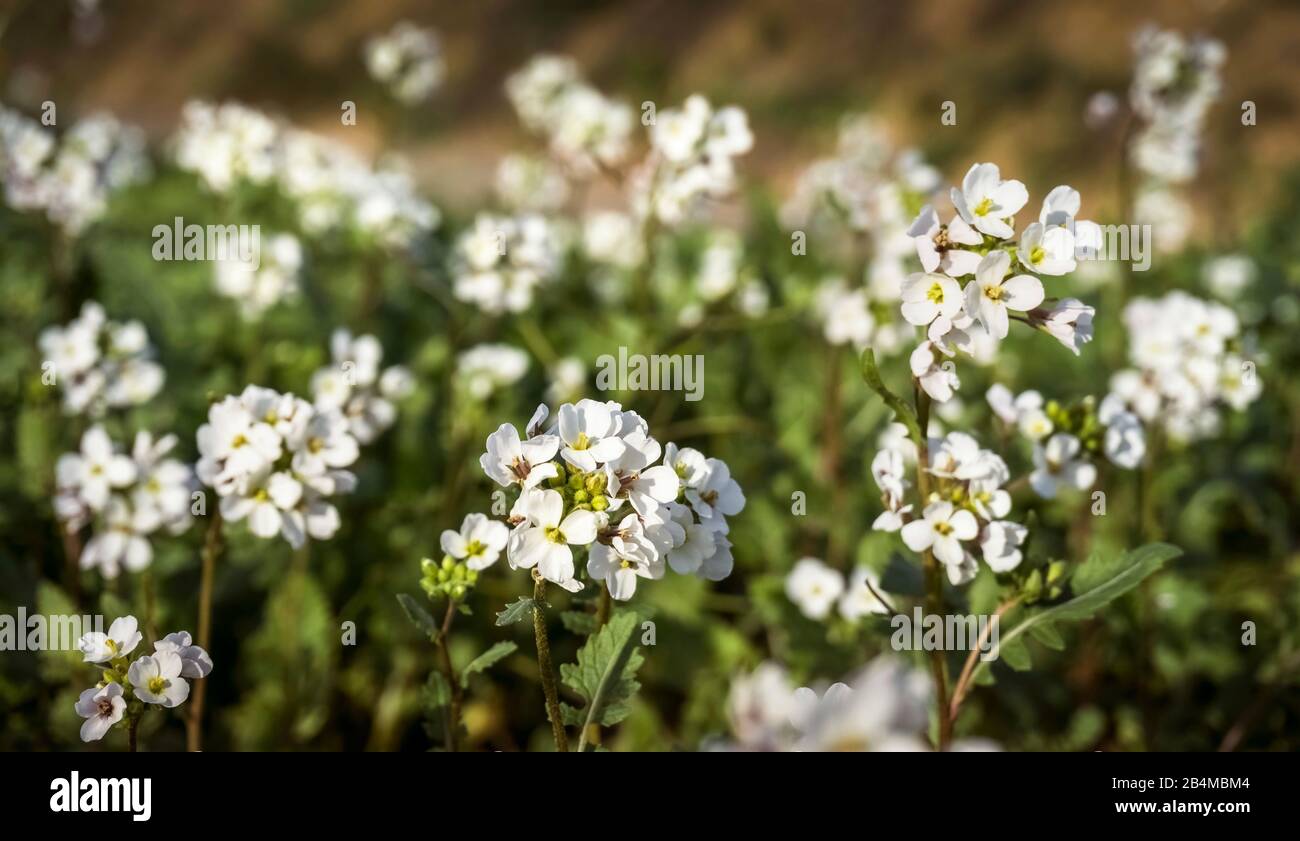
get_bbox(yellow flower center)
[934,521,953,536]
[927,283,946,304]
[147,676,167,695]
[983,284,1004,301]
[973,197,994,217]
[571,432,591,451]
[232,433,248,448]
[1030,246,1045,264]
[544,526,564,544]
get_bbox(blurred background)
[1,0,1298,752]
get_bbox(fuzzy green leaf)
[561,610,599,635]
[559,611,645,745]
[460,641,518,688]
[397,593,439,642]
[972,542,1180,685]
[495,597,536,626]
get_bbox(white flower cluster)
[1110,291,1260,442]
[74,616,212,742]
[987,384,1146,489]
[54,427,194,578]
[784,116,939,353]
[902,163,1101,402]
[495,153,570,213]
[634,94,753,225]
[173,101,278,192]
[873,430,1028,585]
[582,209,645,271]
[506,55,635,176]
[0,107,148,234]
[783,113,939,241]
[452,213,560,314]
[173,102,439,249]
[1129,25,1224,184]
[196,386,359,548]
[311,329,414,444]
[785,557,888,622]
[213,232,303,320]
[39,301,165,416]
[722,658,993,752]
[470,399,745,599]
[364,21,445,104]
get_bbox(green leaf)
[397,594,439,642]
[424,670,451,711]
[495,597,536,626]
[1027,621,1065,650]
[972,542,1180,685]
[860,348,923,446]
[559,611,645,749]
[460,641,518,688]
[999,636,1033,671]
[561,610,598,635]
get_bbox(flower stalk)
[530,571,569,752]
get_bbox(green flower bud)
[568,471,586,490]
[573,489,590,504]
[591,494,609,511]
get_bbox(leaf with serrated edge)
[971,542,1180,686]
[397,593,439,642]
[495,597,536,626]
[559,612,645,748]
[460,641,517,688]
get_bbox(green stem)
[127,715,139,753]
[437,598,462,751]
[187,509,222,752]
[531,572,568,751]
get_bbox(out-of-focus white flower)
[214,232,302,320]
[456,343,529,398]
[453,213,560,314]
[785,557,845,620]
[365,21,444,104]
[39,302,164,417]
[1029,433,1097,498]
[815,277,875,347]
[506,54,633,175]
[311,329,411,445]
[1202,254,1255,299]
[838,566,890,621]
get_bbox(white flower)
[78,615,142,663]
[727,662,800,750]
[441,512,509,571]
[214,232,301,319]
[950,162,1028,239]
[364,22,444,104]
[128,650,191,707]
[480,422,561,489]
[838,566,890,621]
[1032,298,1095,355]
[980,521,1028,572]
[1203,254,1255,299]
[870,448,913,532]
[74,683,126,742]
[907,205,983,276]
[901,272,963,327]
[556,398,627,472]
[1017,222,1076,275]
[815,278,875,346]
[587,532,664,601]
[1099,393,1146,470]
[39,302,163,416]
[684,457,746,530]
[785,557,845,620]
[57,426,137,510]
[1029,434,1097,498]
[910,341,960,403]
[153,631,213,679]
[964,251,1044,339]
[507,489,597,589]
[456,344,529,398]
[901,501,978,567]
